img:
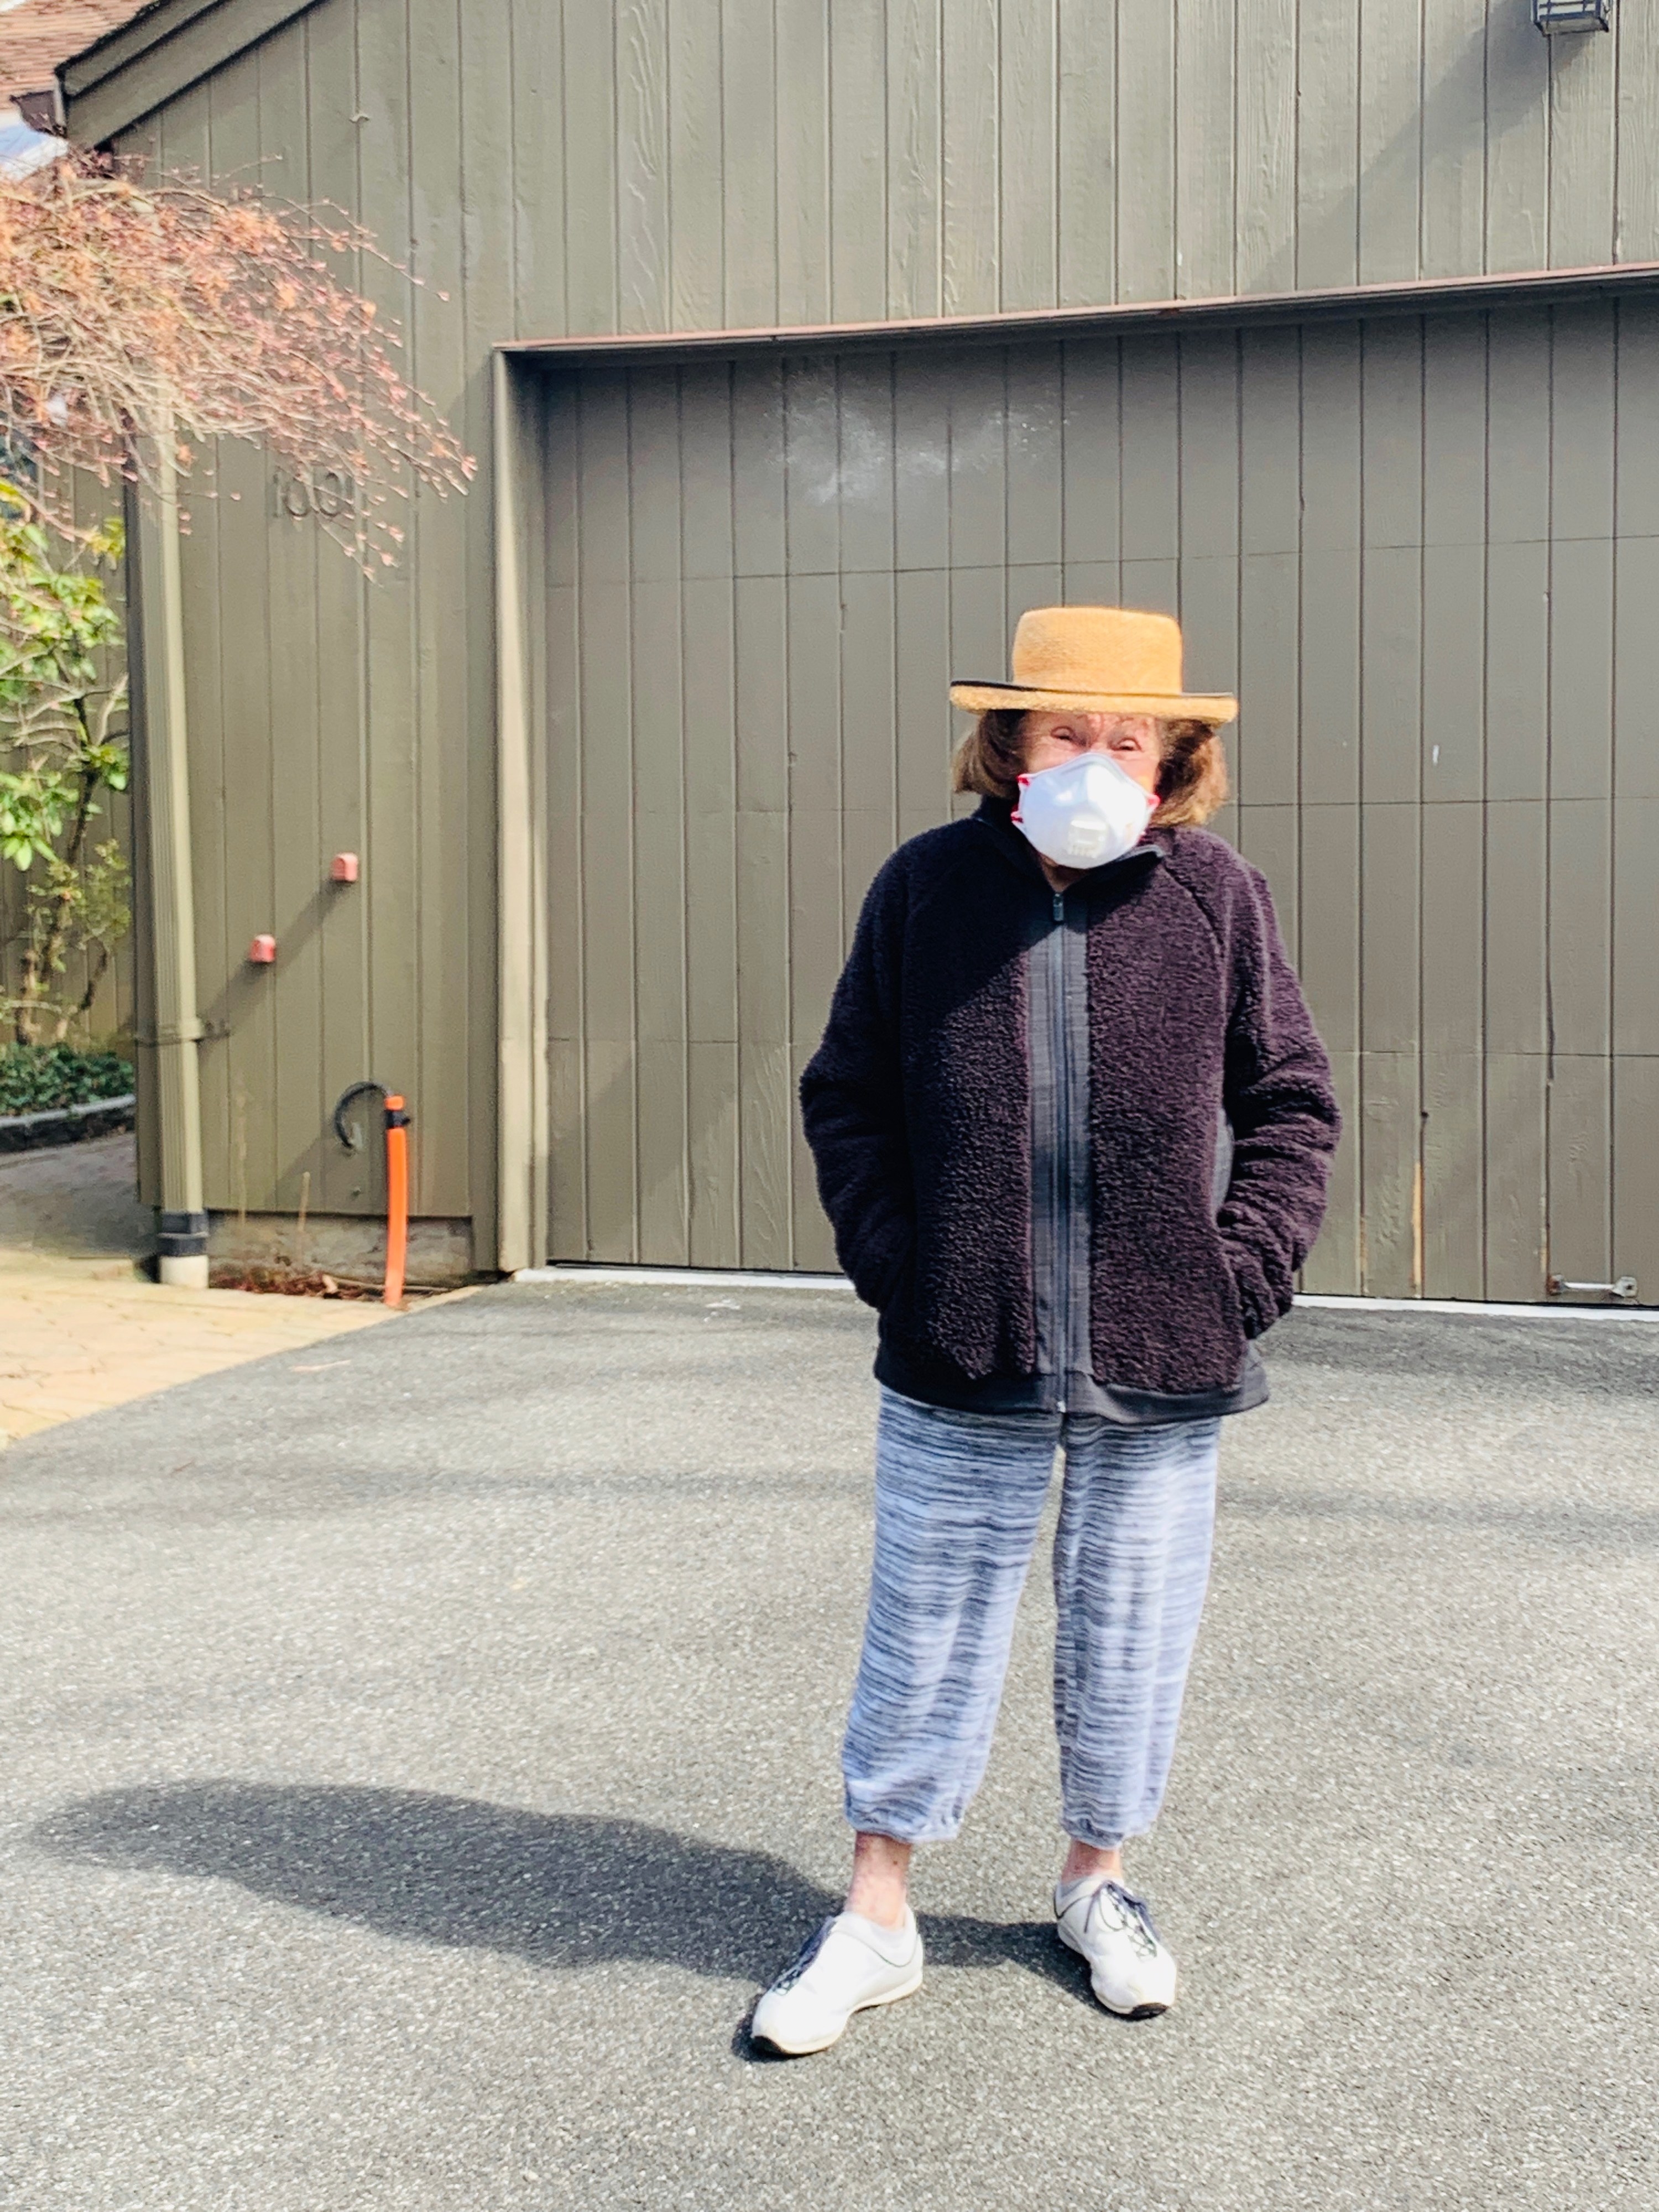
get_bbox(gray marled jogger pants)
[842,1387,1222,1850]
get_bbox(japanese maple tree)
[0,146,472,1044]
[0,145,472,566]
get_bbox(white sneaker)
[750,1907,924,2055]
[1055,1876,1178,2017]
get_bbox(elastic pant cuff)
[1062,1824,1131,1853]
[843,1796,963,1846]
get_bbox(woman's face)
[1020,710,1165,796]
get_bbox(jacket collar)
[971,795,1168,895]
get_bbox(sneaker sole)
[1056,1922,1175,2020]
[749,1961,925,2057]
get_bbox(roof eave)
[60,0,321,147]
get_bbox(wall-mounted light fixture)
[1533,0,1611,32]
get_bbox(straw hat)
[948,606,1238,724]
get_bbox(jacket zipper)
[1050,887,1070,1414]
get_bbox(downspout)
[129,424,208,1288]
[494,351,548,1272]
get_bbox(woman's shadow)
[32,1781,1096,2052]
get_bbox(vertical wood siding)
[118,1,1659,353]
[410,1,1650,339]
[121,1,492,1236]
[529,1,1646,330]
[106,0,1659,1271]
[541,304,1659,1299]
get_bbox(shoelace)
[769,1916,834,1992]
[1086,1880,1162,1961]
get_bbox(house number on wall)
[272,468,354,521]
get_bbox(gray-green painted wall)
[105,0,1659,335]
[79,0,1659,1267]
[535,305,1659,1307]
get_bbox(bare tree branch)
[0,149,474,571]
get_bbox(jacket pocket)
[1186,1206,1248,1342]
[1217,1231,1275,1341]
[1218,1246,1254,1339]
[852,1223,915,1316]
[876,1241,917,1323]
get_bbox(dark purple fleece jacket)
[799,799,1340,1406]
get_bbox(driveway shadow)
[32,1781,1095,2029]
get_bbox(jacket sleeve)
[798,857,915,1310]
[1217,865,1342,1339]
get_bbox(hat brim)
[948,681,1238,726]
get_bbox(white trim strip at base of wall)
[1292,1293,1658,1322]
[514,1267,1656,1321]
[514,1265,855,1291]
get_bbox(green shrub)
[0,1041,133,1117]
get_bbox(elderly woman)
[752,607,1340,2056]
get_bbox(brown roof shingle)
[0,0,148,100]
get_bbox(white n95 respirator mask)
[1011,752,1157,869]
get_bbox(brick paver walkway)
[0,1135,393,1447]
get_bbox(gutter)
[499,258,1659,367]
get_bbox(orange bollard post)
[383,1095,411,1307]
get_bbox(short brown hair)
[952,709,1230,828]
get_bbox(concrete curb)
[0,1094,137,1154]
[515,1264,1659,1321]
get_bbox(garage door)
[539,301,1659,1303]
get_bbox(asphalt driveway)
[2,1282,1655,2210]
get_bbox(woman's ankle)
[846,1829,914,1927]
[1060,1837,1124,1888]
